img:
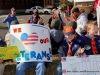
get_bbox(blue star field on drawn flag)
[62,57,66,62]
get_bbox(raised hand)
[7,13,11,18]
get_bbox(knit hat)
[64,26,75,35]
[67,21,77,30]
[11,7,16,11]
[11,20,19,25]
[51,19,60,28]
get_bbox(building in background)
[0,0,60,14]
[74,0,95,14]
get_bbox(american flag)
[21,32,38,45]
[62,69,66,74]
[94,0,100,8]
[77,55,89,58]
[62,57,66,62]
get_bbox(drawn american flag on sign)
[61,57,66,62]
[21,32,38,45]
[62,69,66,74]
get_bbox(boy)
[83,21,100,55]
[50,19,64,54]
[56,26,85,75]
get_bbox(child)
[56,26,85,75]
[83,21,100,55]
[50,19,64,54]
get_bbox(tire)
[29,11,33,14]
[44,11,49,14]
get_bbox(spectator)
[83,21,100,55]
[80,9,87,18]
[2,7,18,31]
[28,9,44,25]
[56,6,67,30]
[71,7,88,35]
[88,8,97,20]
[56,26,85,75]
[47,9,58,29]
[52,9,58,20]
[50,19,64,54]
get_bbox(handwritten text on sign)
[0,46,20,60]
[10,24,52,62]
[62,55,100,75]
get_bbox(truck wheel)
[29,11,33,14]
[44,11,49,14]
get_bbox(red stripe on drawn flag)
[21,32,38,45]
[61,57,66,62]
[62,69,67,74]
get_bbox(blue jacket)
[0,40,6,47]
[58,34,84,60]
[82,35,100,55]
[2,15,18,30]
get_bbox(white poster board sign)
[74,0,95,2]
[10,24,52,62]
[62,55,100,75]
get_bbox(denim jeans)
[16,62,46,75]
[56,62,62,75]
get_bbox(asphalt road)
[0,14,51,38]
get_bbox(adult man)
[71,7,88,35]
[2,7,18,30]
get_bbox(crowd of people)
[0,5,99,75]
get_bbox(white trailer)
[74,0,95,14]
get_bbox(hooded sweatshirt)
[50,28,64,54]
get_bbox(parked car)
[25,6,52,14]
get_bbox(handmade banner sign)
[0,46,20,60]
[10,24,52,62]
[62,55,100,75]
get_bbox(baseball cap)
[64,26,75,35]
[51,19,60,28]
[67,21,77,30]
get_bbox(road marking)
[18,19,24,20]
[0,15,7,18]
